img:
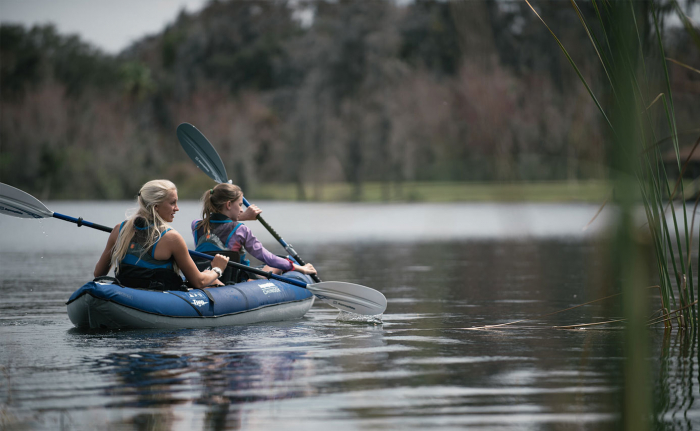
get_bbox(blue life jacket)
[120,220,174,269]
[193,213,249,266]
[115,218,185,291]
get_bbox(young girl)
[94,179,230,290]
[192,183,316,283]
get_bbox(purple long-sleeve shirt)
[191,220,293,271]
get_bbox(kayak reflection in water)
[191,183,316,284]
[94,179,230,291]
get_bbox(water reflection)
[3,237,700,429]
[89,348,313,430]
[654,329,699,431]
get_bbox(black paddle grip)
[257,216,281,241]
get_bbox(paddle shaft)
[242,196,321,283]
[53,212,113,233]
[188,250,308,288]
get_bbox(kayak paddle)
[176,122,323,283]
[0,182,387,315]
[0,182,112,232]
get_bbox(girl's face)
[223,196,244,221]
[155,190,179,223]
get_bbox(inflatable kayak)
[66,273,315,329]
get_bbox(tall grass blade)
[570,0,615,91]
[524,0,614,132]
[666,58,700,75]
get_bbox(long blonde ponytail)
[111,179,178,271]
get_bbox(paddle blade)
[0,183,53,219]
[307,281,387,315]
[176,123,228,184]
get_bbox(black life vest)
[115,218,187,291]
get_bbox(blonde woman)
[192,183,316,284]
[94,179,229,290]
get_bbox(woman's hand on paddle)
[295,263,316,275]
[240,204,262,221]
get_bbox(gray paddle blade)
[307,281,387,315]
[0,183,53,219]
[176,123,228,183]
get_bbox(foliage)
[0,0,697,202]
[0,24,120,98]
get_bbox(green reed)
[526,1,698,428]
[526,0,699,329]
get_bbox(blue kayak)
[66,273,315,329]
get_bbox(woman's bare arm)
[162,231,229,289]
[94,225,120,277]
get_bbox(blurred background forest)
[1,0,698,201]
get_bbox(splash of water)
[335,311,383,325]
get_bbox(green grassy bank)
[241,180,614,203]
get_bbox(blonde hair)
[197,183,243,235]
[111,179,178,271]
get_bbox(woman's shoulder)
[160,227,183,240]
[158,228,187,249]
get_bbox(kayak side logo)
[258,282,281,295]
[187,291,208,307]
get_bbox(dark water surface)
[0,202,697,430]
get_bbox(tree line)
[1,0,697,200]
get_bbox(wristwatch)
[211,267,223,278]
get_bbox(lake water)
[0,201,697,430]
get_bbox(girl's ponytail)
[198,183,243,234]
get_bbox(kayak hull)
[66,274,315,329]
[67,293,314,329]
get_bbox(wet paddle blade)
[306,281,387,315]
[176,123,228,184]
[0,183,53,219]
